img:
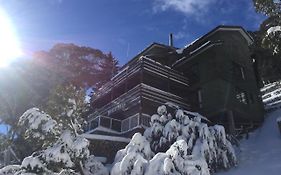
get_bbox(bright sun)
[0,9,22,67]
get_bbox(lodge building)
[84,25,264,140]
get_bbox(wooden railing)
[93,56,189,98]
[93,83,190,117]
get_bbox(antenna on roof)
[169,33,173,47]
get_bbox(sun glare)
[0,9,22,67]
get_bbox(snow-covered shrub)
[112,105,237,175]
[84,155,109,175]
[2,106,107,175]
[111,152,148,175]
[18,108,60,147]
[58,169,79,175]
[111,133,153,175]
[42,130,89,170]
[146,140,209,175]
[16,129,109,175]
[20,155,52,174]
[0,165,20,175]
[16,130,89,174]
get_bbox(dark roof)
[210,25,253,43]
[185,25,253,49]
[171,25,254,67]
[118,25,253,72]
[118,42,177,70]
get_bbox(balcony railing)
[94,56,189,98]
[85,113,151,134]
[92,83,190,118]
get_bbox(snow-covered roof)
[81,133,131,143]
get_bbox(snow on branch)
[18,108,59,143]
[1,107,108,175]
[267,26,281,35]
[112,105,237,175]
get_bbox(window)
[121,115,140,132]
[112,119,121,132]
[232,62,246,80]
[130,116,138,128]
[90,117,99,130]
[100,117,110,128]
[121,118,130,132]
[235,88,248,104]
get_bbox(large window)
[88,116,122,132]
[112,119,121,132]
[235,88,248,104]
[100,117,111,128]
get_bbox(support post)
[227,110,235,135]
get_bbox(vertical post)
[3,150,7,166]
[111,88,114,101]
[227,110,235,135]
[198,89,203,108]
[140,63,144,123]
[169,33,173,47]
[110,118,112,130]
[167,69,171,93]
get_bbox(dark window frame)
[235,87,248,104]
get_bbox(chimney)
[169,33,173,47]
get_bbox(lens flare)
[0,8,22,67]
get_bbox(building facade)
[85,25,264,138]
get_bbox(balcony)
[85,113,151,134]
[92,83,190,119]
[93,56,189,99]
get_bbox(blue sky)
[0,0,266,66]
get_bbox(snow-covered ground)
[218,82,281,175]
[217,109,281,175]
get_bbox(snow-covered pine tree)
[253,0,281,54]
[0,84,108,175]
[253,0,281,16]
[111,105,237,175]
[0,107,108,175]
[17,108,59,151]
[44,84,88,135]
